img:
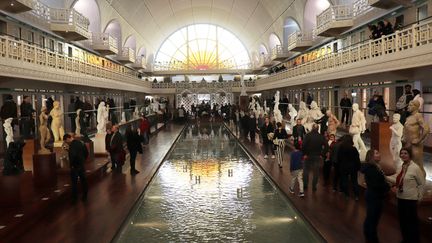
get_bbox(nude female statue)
[38,106,51,154]
[49,101,65,143]
[403,100,430,177]
[3,117,13,148]
[327,110,340,135]
[389,113,403,168]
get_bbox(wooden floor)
[227,123,432,243]
[1,123,184,243]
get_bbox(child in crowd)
[290,143,304,197]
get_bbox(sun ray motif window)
[155,24,250,71]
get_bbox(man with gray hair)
[302,123,328,192]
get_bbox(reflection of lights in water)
[255,217,294,224]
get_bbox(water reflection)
[117,123,322,242]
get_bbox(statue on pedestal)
[305,101,323,132]
[38,106,51,154]
[97,102,108,134]
[403,100,430,177]
[390,113,403,169]
[49,101,65,144]
[3,117,13,148]
[327,110,340,135]
[350,103,367,157]
[121,111,126,123]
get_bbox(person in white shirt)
[387,147,425,243]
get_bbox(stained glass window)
[155,24,250,71]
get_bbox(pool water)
[116,123,323,242]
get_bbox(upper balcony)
[256,19,432,90]
[288,30,316,52]
[0,0,34,13]
[131,56,147,70]
[259,54,273,67]
[368,0,412,9]
[50,8,90,41]
[271,45,290,61]
[90,33,118,56]
[316,5,354,37]
[116,47,136,64]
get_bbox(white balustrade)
[117,47,136,63]
[50,8,90,39]
[258,19,432,85]
[316,5,353,35]
[91,33,118,54]
[0,35,149,88]
[353,0,372,17]
[271,45,290,60]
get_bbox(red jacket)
[140,118,150,133]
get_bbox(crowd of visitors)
[369,20,395,40]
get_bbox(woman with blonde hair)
[361,149,390,243]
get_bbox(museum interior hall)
[1,0,432,242]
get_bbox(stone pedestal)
[22,139,36,171]
[33,153,57,187]
[93,133,108,156]
[239,95,248,111]
[370,121,394,174]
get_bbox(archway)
[124,35,137,55]
[269,33,282,51]
[72,0,101,33]
[304,0,331,31]
[258,44,268,55]
[283,17,301,47]
[104,19,122,51]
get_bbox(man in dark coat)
[302,124,328,191]
[126,126,142,175]
[1,94,17,125]
[19,96,35,138]
[108,125,124,172]
[260,117,275,159]
[65,134,88,202]
[292,119,306,148]
[340,93,352,127]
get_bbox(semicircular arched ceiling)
[106,0,306,54]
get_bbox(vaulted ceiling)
[105,0,305,53]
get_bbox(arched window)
[72,0,101,33]
[155,24,250,71]
[269,33,282,51]
[104,19,122,51]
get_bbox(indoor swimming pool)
[116,123,323,242]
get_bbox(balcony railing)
[316,5,353,37]
[0,35,148,89]
[90,33,118,55]
[353,0,373,17]
[20,1,50,28]
[271,45,290,61]
[288,30,316,52]
[131,56,147,70]
[259,54,273,67]
[368,0,411,9]
[117,47,136,64]
[151,80,256,89]
[258,19,432,87]
[50,8,90,40]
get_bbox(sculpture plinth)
[371,122,395,174]
[33,153,57,187]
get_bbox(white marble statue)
[97,101,108,134]
[3,117,13,148]
[121,111,126,123]
[264,100,268,115]
[349,103,367,158]
[133,106,140,119]
[288,104,298,125]
[390,113,403,168]
[305,101,323,132]
[296,101,309,125]
[274,91,283,124]
[75,109,81,136]
[255,101,263,118]
[240,73,247,96]
[49,100,65,143]
[249,97,257,113]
